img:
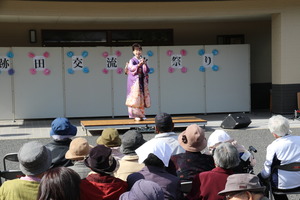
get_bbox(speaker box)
[220,113,251,129]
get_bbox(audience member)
[114,130,146,181]
[219,174,269,200]
[97,128,124,160]
[65,137,92,179]
[80,145,127,200]
[128,139,182,200]
[171,124,214,182]
[138,112,184,157]
[119,179,164,200]
[0,141,52,200]
[45,117,77,168]
[207,129,256,173]
[37,167,81,200]
[258,115,300,200]
[187,142,240,200]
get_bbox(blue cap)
[50,118,77,137]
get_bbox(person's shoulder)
[1,178,40,189]
[155,132,177,139]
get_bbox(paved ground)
[1,110,299,140]
[1,110,300,199]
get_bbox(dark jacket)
[45,139,73,168]
[127,165,182,200]
[171,151,215,182]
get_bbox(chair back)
[275,162,300,171]
[3,153,19,171]
[181,181,193,194]
[269,162,300,200]
[0,170,24,186]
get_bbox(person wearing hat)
[45,117,77,168]
[96,128,124,160]
[65,137,92,179]
[138,113,185,158]
[127,139,183,200]
[171,124,215,182]
[258,115,300,200]
[0,141,52,200]
[114,130,146,181]
[207,129,256,173]
[80,145,128,200]
[187,142,240,200]
[218,174,269,200]
[119,179,164,200]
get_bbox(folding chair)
[269,162,300,200]
[294,110,300,120]
[181,181,193,195]
[3,153,19,170]
[0,170,24,186]
[0,153,24,186]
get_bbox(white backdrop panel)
[0,48,13,119]
[64,47,112,117]
[159,46,206,114]
[205,44,251,112]
[112,46,159,117]
[13,47,64,119]
[111,47,131,116]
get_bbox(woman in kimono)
[125,43,151,121]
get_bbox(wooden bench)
[81,116,207,135]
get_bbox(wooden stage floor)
[81,116,207,135]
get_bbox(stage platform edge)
[81,116,207,135]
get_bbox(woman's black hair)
[143,153,165,168]
[132,43,142,51]
[37,167,81,200]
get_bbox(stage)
[81,116,207,135]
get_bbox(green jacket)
[0,179,39,200]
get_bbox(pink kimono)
[125,56,151,118]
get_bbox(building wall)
[271,9,300,113]
[0,20,271,84]
[3,0,300,113]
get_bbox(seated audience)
[45,117,77,168]
[138,112,185,156]
[0,141,52,200]
[119,179,164,200]
[219,174,269,200]
[37,167,81,200]
[97,128,124,160]
[65,137,92,179]
[171,124,215,182]
[258,115,300,200]
[80,145,128,200]
[114,130,146,181]
[207,129,256,173]
[128,139,182,200]
[187,142,240,200]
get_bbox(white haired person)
[187,142,240,200]
[258,115,300,200]
[207,129,256,173]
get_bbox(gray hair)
[268,115,290,137]
[213,142,240,169]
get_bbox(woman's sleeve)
[142,63,150,74]
[260,144,275,178]
[128,59,139,75]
